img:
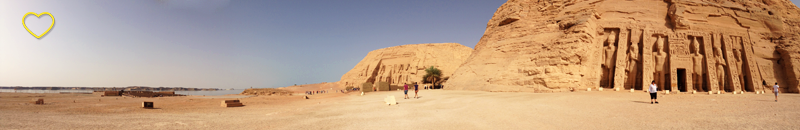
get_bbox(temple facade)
[597,22,797,93]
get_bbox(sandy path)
[1,90,798,129]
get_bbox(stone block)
[142,102,154,108]
[221,100,244,107]
[103,91,120,96]
[31,98,43,105]
[361,82,373,92]
[390,85,401,91]
[384,95,397,105]
[377,82,390,91]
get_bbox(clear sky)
[0,0,507,89]
[4,0,800,89]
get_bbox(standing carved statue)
[733,37,745,89]
[603,31,618,88]
[692,37,705,92]
[626,42,639,89]
[654,36,667,91]
[715,45,727,92]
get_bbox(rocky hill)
[339,43,473,88]
[445,0,800,93]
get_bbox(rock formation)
[446,0,800,93]
[339,43,473,88]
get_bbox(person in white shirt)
[774,82,780,102]
[649,80,658,104]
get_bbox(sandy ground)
[1,90,798,130]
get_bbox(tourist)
[414,82,419,99]
[404,83,409,99]
[424,85,428,90]
[649,80,658,104]
[774,82,780,102]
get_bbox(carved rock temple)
[338,43,473,87]
[444,0,800,93]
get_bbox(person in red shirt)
[403,83,409,99]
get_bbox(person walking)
[649,80,658,104]
[403,83,409,99]
[414,82,419,99]
[774,82,780,102]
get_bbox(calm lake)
[0,89,245,96]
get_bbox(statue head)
[656,36,664,52]
[607,30,617,46]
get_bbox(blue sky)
[3,0,800,89]
[0,0,507,88]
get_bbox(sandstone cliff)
[339,43,473,88]
[446,0,800,93]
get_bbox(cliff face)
[446,0,800,93]
[339,43,473,87]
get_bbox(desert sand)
[1,91,797,129]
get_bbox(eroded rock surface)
[338,43,473,88]
[446,0,800,93]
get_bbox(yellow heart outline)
[22,12,55,39]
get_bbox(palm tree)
[423,66,442,89]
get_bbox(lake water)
[0,89,245,96]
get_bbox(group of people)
[647,80,783,104]
[306,90,329,95]
[423,84,443,89]
[403,82,420,99]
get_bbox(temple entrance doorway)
[702,74,710,92]
[677,69,687,92]
[744,76,754,92]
